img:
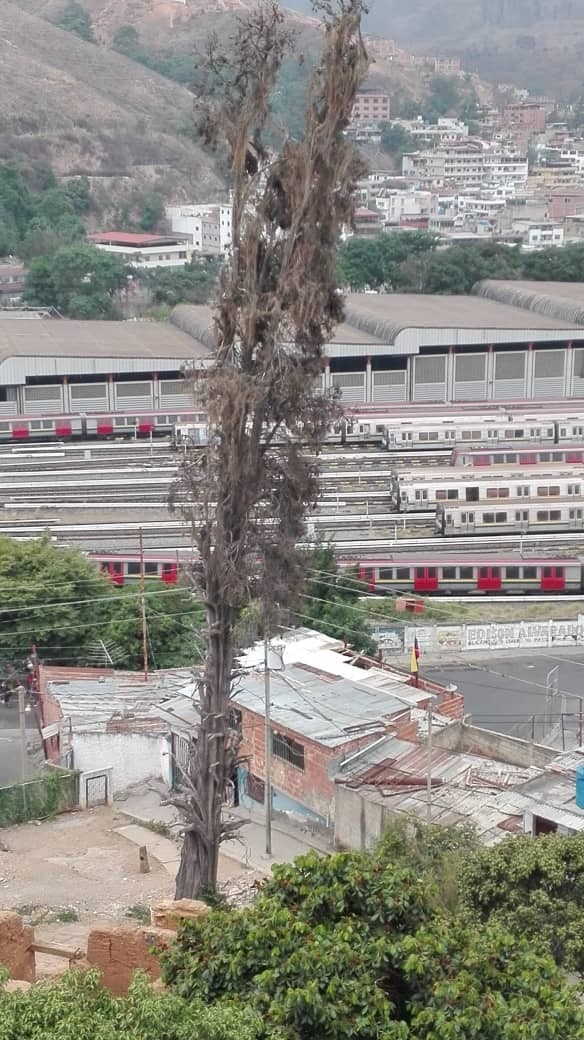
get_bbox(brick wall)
[239,705,382,821]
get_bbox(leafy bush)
[0,969,262,1040]
[162,841,583,1039]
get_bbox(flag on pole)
[414,636,420,661]
[410,643,419,675]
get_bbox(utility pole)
[579,697,583,747]
[17,685,27,781]
[264,633,272,856]
[426,698,433,824]
[139,528,148,682]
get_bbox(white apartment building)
[372,188,433,224]
[87,232,191,269]
[166,204,233,257]
[511,220,565,250]
[395,117,469,145]
[403,140,528,195]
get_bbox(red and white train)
[88,549,584,597]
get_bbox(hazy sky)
[284,0,390,35]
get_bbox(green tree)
[0,536,111,665]
[24,243,127,317]
[379,122,414,159]
[0,969,262,1040]
[102,581,206,670]
[64,176,91,215]
[336,231,436,291]
[422,241,522,293]
[54,1,95,43]
[426,75,462,120]
[145,261,221,306]
[140,192,164,232]
[162,838,584,1040]
[296,545,377,656]
[460,830,584,973]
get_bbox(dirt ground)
[0,805,249,920]
[0,806,260,978]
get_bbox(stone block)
[150,899,210,931]
[4,979,33,992]
[0,912,35,982]
[86,923,175,996]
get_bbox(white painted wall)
[71,731,163,793]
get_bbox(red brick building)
[351,91,391,126]
[235,632,464,825]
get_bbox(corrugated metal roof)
[43,665,194,727]
[0,318,210,363]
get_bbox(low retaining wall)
[0,768,78,828]
[0,900,210,994]
[373,615,583,657]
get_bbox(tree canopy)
[54,1,96,43]
[0,162,89,260]
[296,545,377,656]
[24,243,127,317]
[0,537,204,670]
[336,233,584,294]
[460,830,584,974]
[162,830,584,1040]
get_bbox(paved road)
[425,648,584,750]
[0,702,42,786]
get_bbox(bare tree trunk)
[172,0,368,899]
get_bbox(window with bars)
[272,731,305,771]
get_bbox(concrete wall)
[433,720,557,769]
[72,730,162,793]
[334,785,389,850]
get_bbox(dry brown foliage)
[171,0,368,899]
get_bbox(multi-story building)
[372,188,433,226]
[166,204,233,257]
[403,140,528,195]
[0,262,26,306]
[88,232,191,269]
[547,188,584,221]
[350,90,390,126]
[511,220,564,250]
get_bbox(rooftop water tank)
[576,763,584,811]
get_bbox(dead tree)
[172,0,368,899]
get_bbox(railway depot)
[2,280,584,419]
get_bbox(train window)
[567,452,584,463]
[442,567,456,579]
[461,431,473,440]
[492,568,501,577]
[495,512,507,523]
[570,509,584,519]
[560,428,567,437]
[419,432,429,441]
[512,429,524,439]
[436,490,446,500]
[475,455,489,466]
[30,421,41,430]
[415,568,425,578]
[396,567,410,580]
[521,453,537,464]
[550,510,561,521]
[550,486,561,496]
[483,513,495,524]
[537,487,549,497]
[379,568,394,580]
[539,452,550,462]
[517,486,529,497]
[523,567,537,580]
[537,511,549,521]
[415,490,428,501]
[460,567,473,580]
[479,567,488,578]
[543,567,552,578]
[568,485,581,495]
[515,510,529,522]
[145,562,158,575]
[127,562,140,575]
[505,567,519,579]
[428,567,437,578]
[486,488,498,498]
[505,454,517,463]
[429,432,439,441]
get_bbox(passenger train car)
[451,444,584,467]
[357,555,581,595]
[382,411,584,452]
[392,467,584,512]
[436,500,584,536]
[0,410,206,443]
